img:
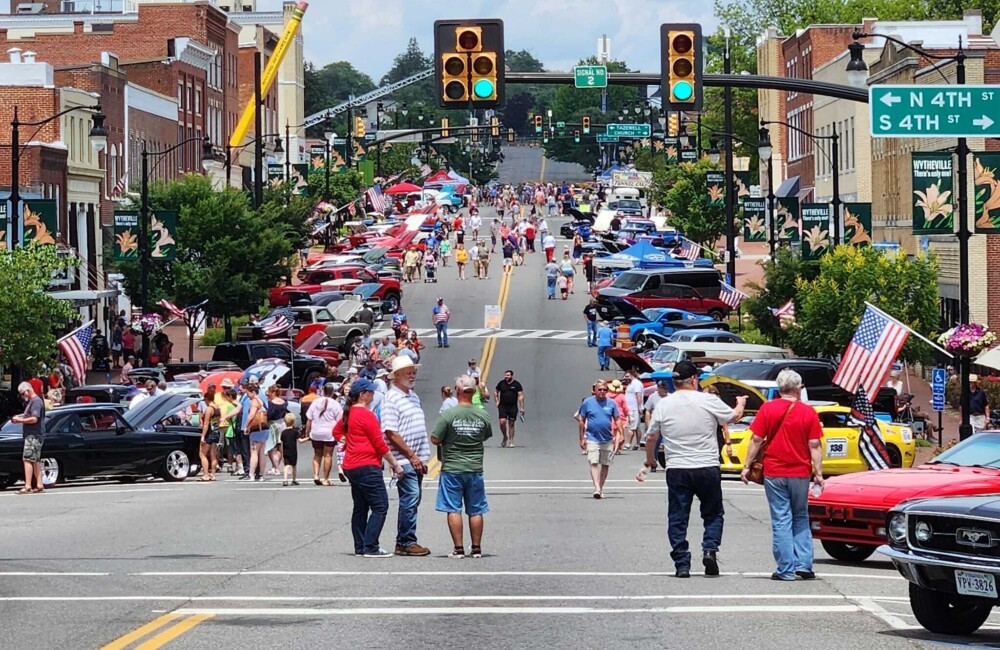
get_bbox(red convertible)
[809,431,1000,562]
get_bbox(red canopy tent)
[423,170,452,185]
[385,182,422,194]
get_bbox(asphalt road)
[497,145,589,185]
[1,207,994,649]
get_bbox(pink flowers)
[130,313,164,335]
[937,323,997,354]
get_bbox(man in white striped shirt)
[432,298,451,348]
[382,356,432,556]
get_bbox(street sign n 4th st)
[870,85,1000,138]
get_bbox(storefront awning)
[775,176,800,198]
[49,289,119,302]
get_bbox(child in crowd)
[281,412,303,487]
[557,273,569,300]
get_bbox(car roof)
[622,268,719,276]
[675,329,734,336]
[717,358,832,367]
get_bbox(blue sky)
[258,0,718,80]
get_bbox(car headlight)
[915,521,932,542]
[888,514,907,543]
[900,427,913,444]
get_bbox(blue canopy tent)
[609,240,715,269]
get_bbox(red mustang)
[809,431,1000,562]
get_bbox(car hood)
[700,376,766,413]
[598,287,632,299]
[815,464,1000,507]
[899,494,1000,518]
[607,348,655,375]
[124,394,201,430]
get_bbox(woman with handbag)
[199,385,221,481]
[245,384,269,481]
[306,383,344,486]
[265,385,289,476]
[740,369,825,581]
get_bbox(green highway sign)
[574,65,608,88]
[556,121,566,128]
[870,85,1000,138]
[364,133,377,141]
[596,134,619,143]
[607,123,651,138]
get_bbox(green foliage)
[306,167,363,206]
[200,328,226,348]
[788,246,940,361]
[946,374,1000,409]
[743,247,819,346]
[655,158,727,248]
[724,316,771,345]
[376,142,421,178]
[0,245,80,375]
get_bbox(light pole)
[847,32,972,440]
[225,134,282,198]
[757,125,777,259]
[140,135,213,364]
[9,104,107,247]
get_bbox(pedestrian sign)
[932,367,947,413]
[574,65,608,88]
[870,85,1000,138]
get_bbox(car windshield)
[651,344,683,364]
[930,433,1000,469]
[642,308,666,321]
[712,363,770,380]
[611,272,646,291]
[617,200,641,210]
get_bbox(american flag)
[832,305,909,398]
[771,299,795,321]
[261,308,295,338]
[110,172,128,198]
[157,299,185,320]
[419,164,432,178]
[850,386,892,470]
[347,201,357,216]
[58,321,94,385]
[719,281,747,309]
[677,238,700,260]
[366,184,388,214]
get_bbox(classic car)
[880,494,1000,635]
[269,272,402,312]
[596,299,715,342]
[809,432,1000,563]
[669,329,746,344]
[0,395,203,489]
[212,339,330,389]
[65,384,134,405]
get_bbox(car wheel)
[41,457,61,487]
[708,310,725,322]
[303,370,321,389]
[820,540,877,562]
[0,475,15,490]
[160,450,191,482]
[909,582,992,635]
[634,332,646,346]
[886,444,903,468]
[342,334,359,355]
[384,293,400,313]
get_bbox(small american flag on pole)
[365,184,387,214]
[719,281,747,309]
[157,299,186,320]
[771,299,796,330]
[677,238,700,261]
[347,201,357,216]
[58,321,94,385]
[832,304,909,399]
[260,308,295,338]
[110,172,128,198]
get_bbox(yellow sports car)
[704,377,916,475]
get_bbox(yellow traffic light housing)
[441,118,449,138]
[574,130,580,143]
[542,129,549,144]
[507,128,515,143]
[661,23,703,112]
[434,19,505,109]
[471,127,479,143]
[534,115,543,132]
[354,116,365,138]
[668,112,680,137]
[490,116,500,137]
[582,116,591,134]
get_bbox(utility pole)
[346,95,353,169]
[253,51,264,209]
[723,29,737,286]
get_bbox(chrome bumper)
[878,544,1000,574]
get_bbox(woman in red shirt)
[334,378,404,558]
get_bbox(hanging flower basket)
[130,313,164,335]
[937,323,997,357]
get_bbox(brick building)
[233,25,279,187]
[756,27,787,195]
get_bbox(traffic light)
[354,116,366,138]
[534,115,542,133]
[542,129,549,144]
[490,116,499,137]
[668,112,680,137]
[661,23,703,111]
[574,130,580,144]
[507,128,515,143]
[471,127,479,143]
[433,19,505,108]
[582,116,591,134]
[441,118,449,138]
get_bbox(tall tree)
[505,49,546,73]
[313,61,376,103]
[381,37,432,85]
[653,157,728,248]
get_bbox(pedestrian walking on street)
[280,413,303,486]
[265,385,288,475]
[494,370,525,448]
[305,383,343,486]
[382,356,432,556]
[576,380,623,498]
[198,384,221,482]
[644,381,670,472]
[245,384,269,481]
[608,380,630,453]
[543,232,556,263]
[432,297,451,348]
[545,259,559,300]
[741,369,824,581]
[455,243,468,280]
[645,361,746,578]
[583,298,599,346]
[432,375,493,559]
[969,374,990,432]
[12,382,45,494]
[624,371,644,450]
[596,321,613,371]
[335,378,405,558]
[439,385,458,414]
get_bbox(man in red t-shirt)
[741,369,824,581]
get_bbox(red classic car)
[809,432,1000,562]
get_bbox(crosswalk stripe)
[370,328,588,340]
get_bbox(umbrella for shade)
[385,182,422,195]
[199,370,244,394]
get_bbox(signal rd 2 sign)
[574,65,607,88]
[607,123,651,138]
[870,85,1000,138]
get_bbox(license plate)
[955,570,998,598]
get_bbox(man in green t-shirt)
[432,375,493,559]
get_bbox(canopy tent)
[385,182,422,195]
[608,239,713,268]
[596,163,627,183]
[423,170,452,185]
[446,169,469,184]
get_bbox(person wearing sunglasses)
[575,380,623,499]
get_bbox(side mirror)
[116,426,128,436]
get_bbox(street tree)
[652,157,727,249]
[0,245,79,377]
[306,166,363,207]
[742,247,819,345]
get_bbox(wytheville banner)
[706,171,725,207]
[973,152,1000,234]
[911,151,954,235]
[800,203,831,260]
[742,197,767,242]
[22,198,57,245]
[843,202,873,247]
[776,196,799,242]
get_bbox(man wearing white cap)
[381,355,432,556]
[970,374,990,432]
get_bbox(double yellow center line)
[100,612,213,650]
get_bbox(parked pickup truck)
[289,303,371,353]
[211,340,329,389]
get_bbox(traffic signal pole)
[346,97,353,168]
[723,34,737,286]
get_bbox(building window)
[195,87,202,116]
[849,117,855,170]
[178,80,183,108]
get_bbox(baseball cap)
[672,360,700,381]
[349,378,376,399]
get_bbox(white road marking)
[128,570,902,579]
[170,605,861,616]
[0,488,180,497]
[0,572,111,576]
[853,597,921,631]
[0,594,862,603]
[371,328,587,340]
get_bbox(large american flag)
[58,321,94,385]
[366,184,388,214]
[850,386,892,470]
[260,308,295,338]
[157,299,185,320]
[719,281,747,309]
[832,305,909,398]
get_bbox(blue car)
[619,304,715,342]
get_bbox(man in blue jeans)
[432,298,450,348]
[583,298,599,346]
[645,361,746,578]
[596,321,614,370]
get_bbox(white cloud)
[256,0,719,80]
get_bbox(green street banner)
[974,152,1000,233]
[0,200,9,250]
[267,163,284,187]
[150,210,176,261]
[801,203,831,260]
[360,159,375,186]
[912,152,954,234]
[735,171,751,203]
[706,171,725,206]
[742,197,767,242]
[776,197,799,241]
[843,202,873,247]
[662,136,679,164]
[22,198,57,245]
[291,164,310,196]
[113,211,140,261]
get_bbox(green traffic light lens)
[473,78,495,99]
[673,81,693,101]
